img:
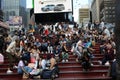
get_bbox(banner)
[8,16,22,26]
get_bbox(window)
[112,7,115,9]
[106,11,108,14]
[106,15,108,18]
[109,7,111,9]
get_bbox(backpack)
[22,51,30,62]
[41,68,57,79]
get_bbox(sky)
[73,0,88,8]
[73,0,89,22]
[26,0,33,8]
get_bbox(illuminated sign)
[34,0,72,13]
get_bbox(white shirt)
[104,28,110,37]
[6,41,16,54]
[41,59,46,69]
[100,21,104,30]
[18,60,24,68]
[75,40,82,51]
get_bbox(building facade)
[0,0,3,22]
[91,0,115,23]
[1,0,20,21]
[99,0,115,23]
[0,0,1,9]
[91,0,102,22]
[1,0,27,26]
[79,8,90,24]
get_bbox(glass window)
[109,15,112,17]
[112,7,115,9]
[113,15,115,17]
[106,15,108,18]
[109,7,111,9]
[106,11,108,13]
[113,11,115,14]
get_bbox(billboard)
[8,16,22,26]
[34,0,73,13]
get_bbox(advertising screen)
[34,0,73,13]
[8,16,22,26]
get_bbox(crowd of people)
[0,21,116,79]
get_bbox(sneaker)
[55,74,59,78]
[7,68,13,74]
[66,59,68,62]
[62,60,65,62]
[98,60,102,65]
[105,61,110,66]
[91,63,93,66]
[76,59,79,62]
[13,65,18,69]
[113,59,116,62]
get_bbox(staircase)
[0,56,22,80]
[0,43,112,80]
[57,43,112,80]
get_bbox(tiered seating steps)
[0,43,112,80]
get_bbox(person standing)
[103,27,110,38]
[6,39,20,72]
[100,20,105,31]
[0,35,4,54]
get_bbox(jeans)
[7,53,19,68]
[62,52,69,60]
[24,66,33,73]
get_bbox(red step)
[68,54,104,58]
[93,47,100,49]
[69,55,76,58]
[59,70,109,78]
[67,57,103,62]
[1,42,111,80]
[94,50,100,53]
[3,60,17,64]
[94,54,104,57]
[0,64,9,68]
[93,57,103,61]
[58,62,80,66]
[0,73,22,79]
[0,68,17,73]
[56,77,112,80]
[59,65,110,72]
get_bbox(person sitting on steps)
[81,49,91,71]
[61,41,69,62]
